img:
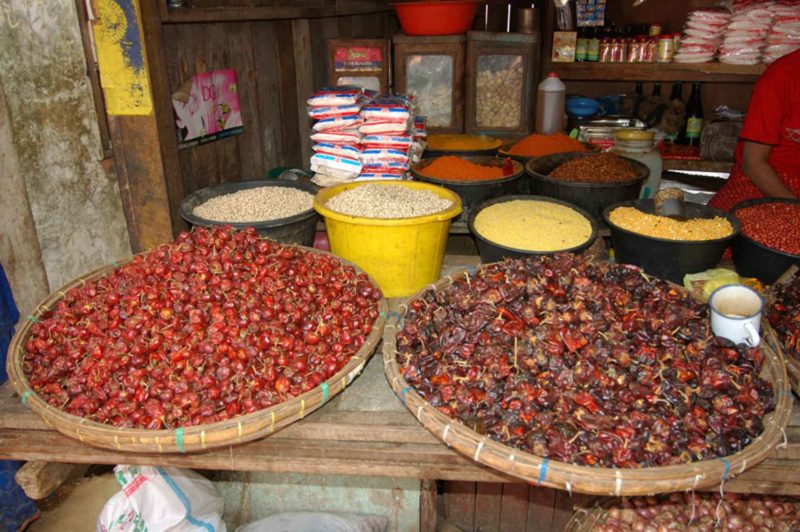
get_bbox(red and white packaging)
[719,4,774,65]
[361,135,414,150]
[312,115,362,132]
[313,143,361,159]
[308,104,361,120]
[310,129,362,145]
[674,9,730,63]
[358,121,411,135]
[306,86,362,107]
[764,2,800,62]
[360,148,410,165]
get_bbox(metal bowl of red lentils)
[525,152,649,228]
[731,198,800,285]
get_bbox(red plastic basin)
[393,1,479,36]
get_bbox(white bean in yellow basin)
[473,200,592,251]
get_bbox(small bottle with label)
[576,28,589,62]
[587,27,600,62]
[683,81,704,147]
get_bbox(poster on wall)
[171,68,243,147]
[91,0,152,115]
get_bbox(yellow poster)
[92,0,152,115]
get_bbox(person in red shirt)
[709,49,800,211]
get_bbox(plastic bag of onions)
[585,492,799,532]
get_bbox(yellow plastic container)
[314,180,462,298]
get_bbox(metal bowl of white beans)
[180,179,320,246]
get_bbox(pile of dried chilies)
[769,270,800,362]
[396,254,774,468]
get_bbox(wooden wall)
[442,481,594,531]
[158,11,397,232]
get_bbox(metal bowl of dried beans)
[525,152,648,228]
[731,198,800,285]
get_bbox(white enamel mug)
[708,284,764,347]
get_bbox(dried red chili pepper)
[397,254,774,468]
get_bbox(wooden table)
[1,257,799,496]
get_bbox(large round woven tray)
[383,264,792,496]
[7,245,387,453]
[769,265,800,398]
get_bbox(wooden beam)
[15,462,89,500]
[292,19,315,168]
[419,479,438,532]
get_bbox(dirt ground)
[27,474,119,531]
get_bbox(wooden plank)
[163,3,391,23]
[499,483,530,532]
[139,0,186,237]
[474,482,503,532]
[292,19,314,167]
[226,21,267,180]
[15,462,89,499]
[252,20,284,169]
[275,20,303,168]
[419,479,438,532]
[550,62,764,83]
[109,115,175,252]
[526,487,556,532]
[552,491,595,532]
[663,159,733,173]
[442,481,476,531]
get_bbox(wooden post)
[292,19,315,169]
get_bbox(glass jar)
[612,129,663,199]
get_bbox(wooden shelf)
[662,159,733,173]
[163,0,392,23]
[550,62,765,83]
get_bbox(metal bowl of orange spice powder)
[498,132,599,165]
[411,155,524,224]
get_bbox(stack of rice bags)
[719,1,774,65]
[307,86,365,187]
[764,1,800,63]
[674,9,731,63]
[356,95,426,181]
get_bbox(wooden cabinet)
[393,34,467,134]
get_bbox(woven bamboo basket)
[383,265,793,496]
[769,265,800,397]
[7,245,387,453]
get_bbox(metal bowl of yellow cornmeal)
[469,195,598,263]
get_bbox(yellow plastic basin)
[314,180,462,298]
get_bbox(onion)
[643,525,658,532]
[764,499,776,508]
[763,516,776,528]
[750,513,765,526]
[620,508,637,524]
[727,514,744,529]
[772,504,786,517]
[608,508,621,519]
[632,518,647,531]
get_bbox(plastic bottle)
[536,72,566,134]
[612,129,663,199]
